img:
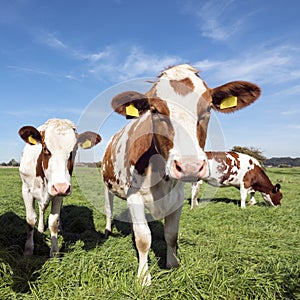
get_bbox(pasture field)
[0,167,299,299]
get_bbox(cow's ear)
[111,91,150,119]
[18,126,42,145]
[210,81,261,113]
[78,131,101,149]
[273,183,281,193]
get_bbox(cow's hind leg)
[48,196,63,257]
[248,192,257,206]
[104,186,114,238]
[191,180,202,209]
[127,191,151,286]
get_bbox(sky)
[1,0,300,163]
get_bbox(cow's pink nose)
[51,183,71,196]
[173,159,207,181]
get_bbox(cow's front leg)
[37,196,51,233]
[164,205,183,269]
[240,187,248,209]
[127,191,151,286]
[22,186,36,256]
[48,196,63,257]
[104,186,114,238]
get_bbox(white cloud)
[88,46,182,82]
[194,44,300,85]
[7,65,81,82]
[182,0,252,41]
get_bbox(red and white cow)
[102,64,261,285]
[19,118,101,257]
[191,151,282,209]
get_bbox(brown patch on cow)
[127,116,153,169]
[197,121,207,149]
[228,152,240,170]
[150,98,170,116]
[150,98,174,161]
[170,78,194,96]
[67,145,78,175]
[102,138,118,185]
[208,152,240,184]
[36,151,45,178]
[35,131,50,178]
[249,159,253,165]
[196,92,212,149]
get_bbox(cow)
[190,151,282,209]
[101,64,261,285]
[18,118,101,257]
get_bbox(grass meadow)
[0,166,299,299]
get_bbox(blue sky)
[1,0,300,163]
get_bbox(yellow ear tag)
[220,96,238,110]
[126,103,139,118]
[28,135,37,145]
[81,139,92,149]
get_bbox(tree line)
[1,148,299,168]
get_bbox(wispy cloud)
[39,33,181,81]
[3,107,84,117]
[194,44,300,85]
[42,33,111,63]
[7,65,82,82]
[281,109,300,116]
[89,46,181,81]
[182,0,253,41]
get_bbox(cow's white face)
[41,121,78,196]
[109,64,261,183]
[19,119,101,197]
[154,65,209,181]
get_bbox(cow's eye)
[150,106,158,114]
[43,146,51,156]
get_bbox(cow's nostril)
[65,185,71,195]
[174,160,182,173]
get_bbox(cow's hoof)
[140,272,151,287]
[104,229,111,239]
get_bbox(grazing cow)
[102,64,261,285]
[191,151,282,209]
[19,119,101,257]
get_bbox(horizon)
[1,0,300,162]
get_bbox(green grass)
[0,167,299,299]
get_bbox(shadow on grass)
[0,205,105,294]
[187,197,240,206]
[110,209,167,269]
[0,212,49,293]
[188,197,270,207]
[60,204,105,252]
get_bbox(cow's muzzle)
[51,183,71,196]
[173,159,207,182]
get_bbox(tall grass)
[0,167,299,299]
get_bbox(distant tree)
[231,146,266,165]
[1,162,7,166]
[7,159,19,167]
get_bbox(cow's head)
[262,183,282,206]
[111,64,260,182]
[19,119,101,196]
